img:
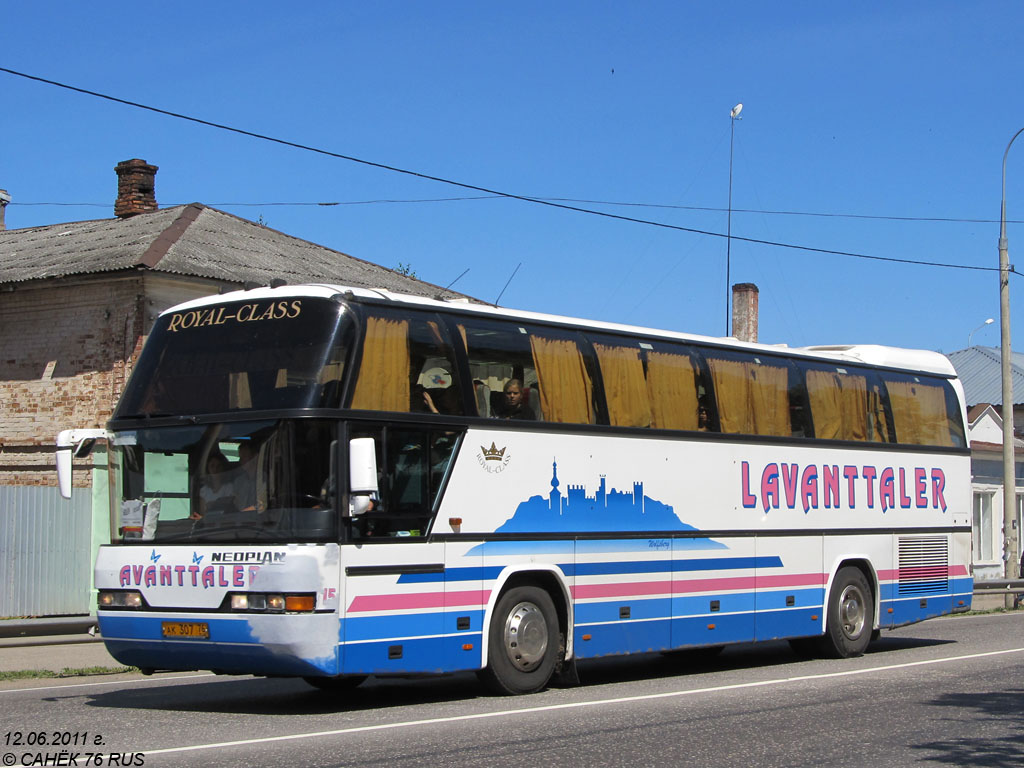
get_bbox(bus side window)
[588,336,710,432]
[459,322,540,420]
[800,362,893,443]
[347,425,458,539]
[705,352,793,437]
[349,310,463,416]
[880,374,962,447]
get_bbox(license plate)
[161,621,209,639]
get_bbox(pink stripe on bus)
[347,589,489,614]
[572,572,828,600]
[754,572,826,588]
[877,564,969,581]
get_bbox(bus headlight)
[98,590,144,609]
[228,593,314,613]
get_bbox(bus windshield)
[110,419,338,544]
[116,296,351,417]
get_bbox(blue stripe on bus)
[574,597,674,625]
[754,587,825,611]
[574,618,674,656]
[342,610,485,641]
[398,566,504,583]
[396,555,782,583]
[467,538,728,556]
[341,635,482,675]
[754,607,823,641]
[566,555,782,577]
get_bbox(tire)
[303,674,367,692]
[820,566,873,659]
[478,586,559,695]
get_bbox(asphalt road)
[2,612,1023,768]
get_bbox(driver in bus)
[234,441,266,512]
[192,452,234,519]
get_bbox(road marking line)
[144,646,1024,757]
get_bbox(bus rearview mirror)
[348,437,378,516]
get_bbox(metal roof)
[0,203,472,300]
[947,345,1024,406]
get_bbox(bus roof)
[161,283,958,378]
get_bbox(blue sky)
[3,2,1024,354]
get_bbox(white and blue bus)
[58,284,972,694]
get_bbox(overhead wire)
[0,65,1015,276]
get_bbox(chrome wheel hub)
[839,584,866,639]
[503,601,548,671]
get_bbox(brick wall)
[0,277,145,487]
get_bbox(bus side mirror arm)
[347,437,379,517]
[56,429,110,500]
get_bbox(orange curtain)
[708,357,790,436]
[886,379,951,446]
[594,344,650,427]
[707,357,752,433]
[749,363,790,436]
[530,336,593,424]
[806,370,842,440]
[806,370,869,441]
[646,351,699,430]
[350,316,410,411]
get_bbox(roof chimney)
[732,282,759,343]
[0,189,9,231]
[114,159,158,218]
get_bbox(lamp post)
[726,102,743,336]
[999,127,1024,597]
[969,317,994,347]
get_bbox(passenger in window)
[494,379,536,420]
[417,385,460,415]
[698,404,710,431]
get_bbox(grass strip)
[0,666,137,681]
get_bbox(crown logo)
[481,442,506,461]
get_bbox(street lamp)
[999,127,1024,594]
[969,317,994,347]
[726,102,743,336]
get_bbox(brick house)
[0,159,469,616]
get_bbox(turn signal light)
[285,595,315,612]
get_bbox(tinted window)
[348,309,464,416]
[117,298,350,417]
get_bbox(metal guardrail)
[974,580,1024,593]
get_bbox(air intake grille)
[898,536,949,595]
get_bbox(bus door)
[339,423,462,675]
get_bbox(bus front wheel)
[478,586,559,695]
[821,566,873,658]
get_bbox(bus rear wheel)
[820,566,873,658]
[478,586,559,695]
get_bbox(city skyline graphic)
[496,460,698,533]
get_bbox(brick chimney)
[114,159,158,218]
[0,189,9,231]
[732,282,759,343]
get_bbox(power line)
[12,196,1023,225]
[0,65,1011,275]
